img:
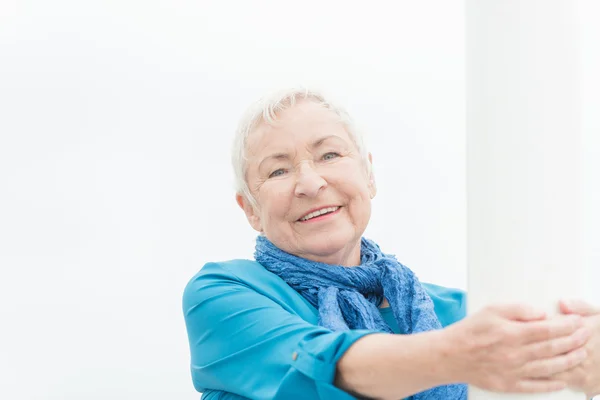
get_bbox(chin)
[302,234,355,258]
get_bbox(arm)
[182,262,374,400]
[340,302,594,399]
[335,330,453,400]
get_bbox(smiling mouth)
[298,206,342,222]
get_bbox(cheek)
[330,162,370,194]
[335,175,371,200]
[258,188,292,221]
[340,180,372,220]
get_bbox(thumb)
[559,299,600,316]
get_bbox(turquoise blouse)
[182,260,467,400]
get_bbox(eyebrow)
[257,135,344,171]
[311,134,341,149]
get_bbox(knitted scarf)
[254,235,466,400]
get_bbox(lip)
[297,205,342,223]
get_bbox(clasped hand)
[444,300,600,397]
[555,299,600,398]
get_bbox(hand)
[442,303,590,393]
[553,299,600,398]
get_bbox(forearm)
[335,330,454,400]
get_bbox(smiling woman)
[182,88,595,400]
[237,99,375,266]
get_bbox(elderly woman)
[183,88,600,400]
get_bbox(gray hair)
[232,87,370,210]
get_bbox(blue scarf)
[255,235,466,400]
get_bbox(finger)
[559,299,600,316]
[525,327,590,360]
[522,348,587,378]
[551,368,587,389]
[519,314,583,344]
[492,304,547,322]
[512,379,567,393]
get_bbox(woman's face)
[238,100,376,266]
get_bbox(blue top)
[182,259,467,400]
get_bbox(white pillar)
[466,1,593,399]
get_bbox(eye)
[322,152,341,161]
[269,169,287,178]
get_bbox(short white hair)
[232,87,370,209]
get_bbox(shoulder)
[422,282,467,327]
[182,259,317,320]
[183,259,281,292]
[183,259,275,302]
[184,259,268,283]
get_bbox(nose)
[294,162,327,198]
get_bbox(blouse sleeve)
[182,262,375,400]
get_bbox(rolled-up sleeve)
[182,262,374,400]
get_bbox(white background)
[1,1,594,399]
[0,1,466,398]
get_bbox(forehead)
[245,100,352,157]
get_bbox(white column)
[466,1,593,399]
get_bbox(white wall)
[579,0,600,306]
[466,1,600,398]
[0,1,466,399]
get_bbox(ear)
[367,153,377,199]
[236,193,263,232]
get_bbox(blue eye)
[322,152,340,161]
[269,169,286,178]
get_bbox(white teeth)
[300,206,339,221]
